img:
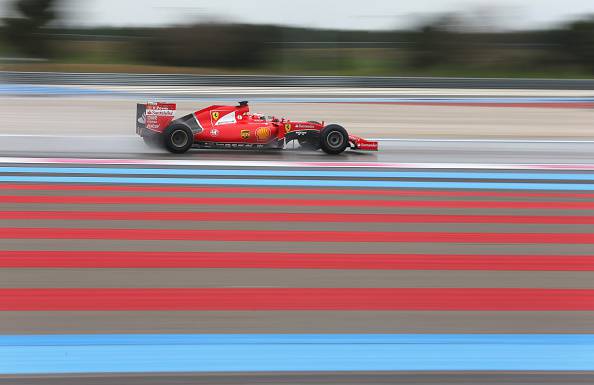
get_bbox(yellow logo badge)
[241,130,250,140]
[211,111,220,121]
[256,127,272,142]
[285,123,291,133]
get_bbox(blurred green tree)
[139,24,277,69]
[2,0,57,57]
[557,17,594,72]
[408,14,472,69]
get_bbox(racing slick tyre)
[320,124,349,155]
[163,124,193,154]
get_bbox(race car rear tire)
[164,124,193,154]
[320,124,349,155]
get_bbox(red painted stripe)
[1,228,593,243]
[1,288,592,311]
[2,195,594,209]
[2,251,594,271]
[2,211,594,224]
[4,183,594,199]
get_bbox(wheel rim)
[171,129,189,148]
[327,131,345,149]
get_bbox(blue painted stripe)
[0,175,593,190]
[0,85,112,96]
[2,85,593,104]
[2,166,594,181]
[0,334,593,373]
[161,96,594,104]
[126,96,594,103]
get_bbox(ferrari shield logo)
[285,123,291,133]
[241,130,250,140]
[211,111,220,121]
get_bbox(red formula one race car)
[136,101,378,154]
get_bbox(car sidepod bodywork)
[136,101,378,154]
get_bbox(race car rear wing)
[136,102,176,134]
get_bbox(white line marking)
[1,157,594,170]
[86,85,594,97]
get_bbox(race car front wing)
[349,135,379,151]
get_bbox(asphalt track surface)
[2,97,594,139]
[3,372,594,385]
[3,137,594,164]
[2,95,594,383]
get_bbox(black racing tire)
[142,135,162,148]
[163,124,193,154]
[320,124,349,155]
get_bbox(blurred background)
[1,0,594,77]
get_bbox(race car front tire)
[164,124,193,154]
[320,124,349,154]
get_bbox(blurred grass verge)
[1,0,594,78]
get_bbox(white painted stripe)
[84,85,594,97]
[1,157,594,170]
